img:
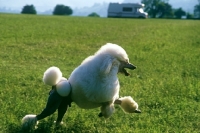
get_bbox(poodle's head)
[96,43,136,76]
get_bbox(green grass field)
[0,13,200,133]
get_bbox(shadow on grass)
[7,119,94,133]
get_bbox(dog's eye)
[125,60,129,64]
[125,59,129,63]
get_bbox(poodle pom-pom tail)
[43,66,62,86]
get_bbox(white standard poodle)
[21,43,141,130]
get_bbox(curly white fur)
[43,66,71,97]
[95,43,129,62]
[68,43,132,118]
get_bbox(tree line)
[21,0,200,19]
[21,4,73,16]
[21,4,100,17]
[141,0,200,19]
[21,4,99,17]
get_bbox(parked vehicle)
[107,3,148,18]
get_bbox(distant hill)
[73,3,108,17]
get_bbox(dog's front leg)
[98,102,115,118]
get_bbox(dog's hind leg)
[55,94,72,126]
[22,89,64,131]
[36,89,64,121]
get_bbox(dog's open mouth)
[119,62,136,76]
[122,68,131,76]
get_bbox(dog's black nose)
[131,64,137,70]
[134,109,141,113]
[125,63,136,70]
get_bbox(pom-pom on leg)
[21,114,38,131]
[114,96,141,113]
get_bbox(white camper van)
[108,3,148,18]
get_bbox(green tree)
[194,0,200,18]
[88,12,100,17]
[174,8,186,19]
[21,5,37,14]
[53,4,73,15]
[186,12,193,19]
[157,2,173,18]
[141,0,159,18]
[141,0,172,18]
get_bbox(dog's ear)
[100,57,119,75]
[100,57,113,74]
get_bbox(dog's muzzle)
[120,62,136,76]
[124,63,136,70]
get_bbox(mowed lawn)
[0,13,199,133]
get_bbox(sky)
[0,0,124,11]
[0,0,198,12]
